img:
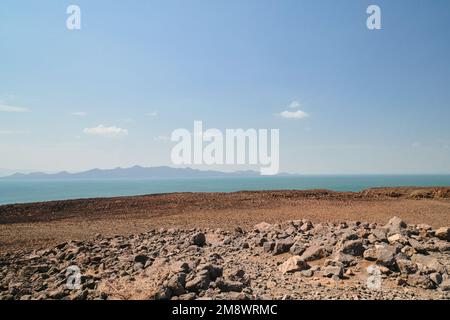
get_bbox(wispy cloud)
[0,105,30,113]
[71,112,88,116]
[288,100,301,109]
[83,125,128,137]
[279,110,309,119]
[145,111,158,117]
[277,100,309,119]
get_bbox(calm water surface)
[1,175,450,205]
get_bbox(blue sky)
[1,0,450,174]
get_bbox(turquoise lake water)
[1,175,450,205]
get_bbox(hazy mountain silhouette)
[1,166,268,180]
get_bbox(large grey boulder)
[384,216,407,236]
[300,245,327,262]
[338,240,364,256]
[363,245,397,269]
[273,239,294,255]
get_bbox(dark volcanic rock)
[192,232,206,247]
[338,240,364,256]
[300,245,327,262]
[1,216,449,301]
[273,240,294,255]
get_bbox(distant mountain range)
[0,166,283,180]
[0,168,35,177]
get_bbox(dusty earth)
[1,187,450,253]
[1,215,449,300]
[0,187,449,300]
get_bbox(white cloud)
[279,110,309,119]
[71,112,88,116]
[83,125,128,137]
[0,105,30,112]
[288,100,301,109]
[145,111,158,117]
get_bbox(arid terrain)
[1,187,450,253]
[0,187,450,300]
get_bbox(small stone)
[170,261,190,274]
[417,224,432,231]
[407,274,435,289]
[231,269,246,279]
[155,287,171,300]
[133,262,144,271]
[439,279,450,291]
[435,240,450,252]
[254,222,272,233]
[384,216,407,236]
[411,254,445,274]
[339,240,364,256]
[396,259,418,274]
[196,263,223,280]
[234,227,244,234]
[300,245,326,262]
[279,256,310,274]
[301,269,314,277]
[435,227,450,241]
[401,245,416,257]
[185,274,210,293]
[73,289,89,300]
[167,273,187,296]
[408,238,428,253]
[35,264,50,273]
[285,226,297,235]
[376,248,397,268]
[363,247,377,260]
[263,241,275,253]
[300,221,313,232]
[331,275,341,282]
[273,240,294,255]
[371,228,388,241]
[429,273,443,286]
[333,252,357,267]
[345,269,355,276]
[387,234,402,243]
[322,265,344,279]
[289,243,306,256]
[134,254,150,264]
[216,280,244,293]
[255,236,268,247]
[378,265,391,274]
[178,292,196,300]
[367,234,378,244]
[364,246,397,268]
[48,288,66,299]
[192,232,206,247]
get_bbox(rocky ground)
[2,188,450,254]
[1,216,449,300]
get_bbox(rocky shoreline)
[1,216,449,300]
